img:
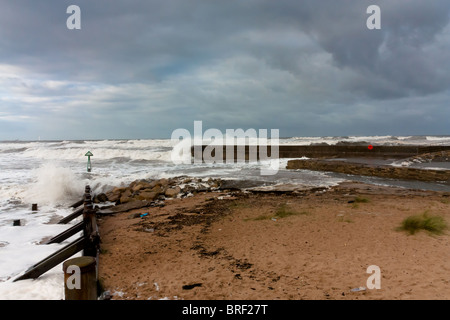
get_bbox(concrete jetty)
[191,145,450,161]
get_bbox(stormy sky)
[0,0,449,140]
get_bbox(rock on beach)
[103,177,223,206]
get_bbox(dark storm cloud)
[243,0,450,99]
[0,0,449,139]
[2,1,449,88]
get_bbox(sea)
[0,135,449,299]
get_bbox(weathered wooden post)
[14,185,102,283]
[82,185,100,290]
[61,185,100,300]
[63,256,97,300]
[83,186,100,257]
[82,186,99,257]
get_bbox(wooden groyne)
[191,145,450,161]
[14,185,101,299]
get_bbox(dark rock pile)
[98,176,223,205]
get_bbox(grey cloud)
[0,1,449,139]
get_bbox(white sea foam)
[281,135,448,146]
[0,273,65,300]
[426,136,450,143]
[20,144,174,162]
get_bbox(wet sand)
[97,181,450,300]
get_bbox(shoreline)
[97,179,450,300]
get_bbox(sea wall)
[191,145,450,161]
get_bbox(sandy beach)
[97,181,450,300]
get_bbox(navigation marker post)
[85,151,93,172]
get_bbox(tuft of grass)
[245,204,309,221]
[397,211,447,235]
[349,197,370,209]
[275,204,309,219]
[354,196,370,203]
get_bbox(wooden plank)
[14,237,87,281]
[69,198,84,209]
[45,221,84,244]
[58,207,84,224]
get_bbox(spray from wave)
[24,163,87,206]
